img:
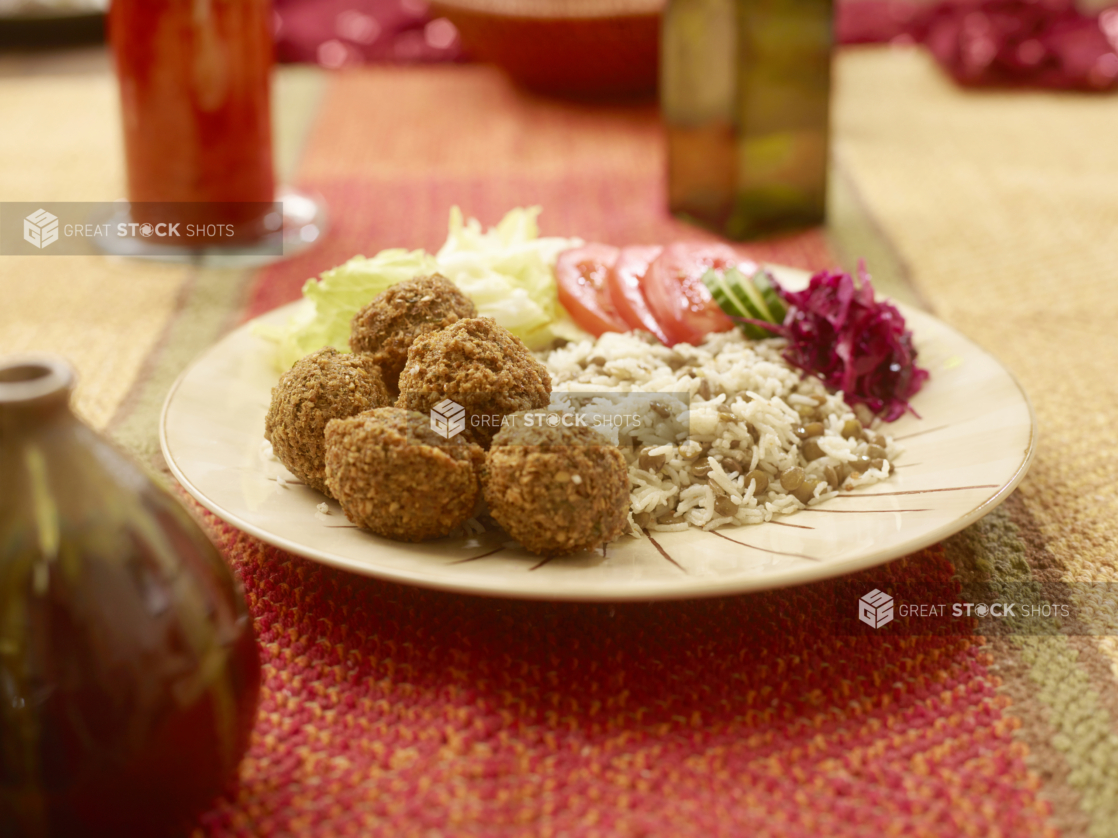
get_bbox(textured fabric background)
[1,48,1116,836]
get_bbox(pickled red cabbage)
[777,265,929,421]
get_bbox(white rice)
[541,330,901,535]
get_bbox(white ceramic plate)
[160,267,1036,601]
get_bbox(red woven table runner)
[192,513,1044,836]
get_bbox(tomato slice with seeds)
[555,244,628,337]
[606,245,669,345]
[641,243,751,347]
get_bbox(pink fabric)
[274,0,462,66]
[274,0,1118,90]
[838,0,1118,90]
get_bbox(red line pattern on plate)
[893,424,950,441]
[800,508,931,514]
[768,519,815,530]
[647,535,687,573]
[837,484,998,498]
[709,530,821,562]
[450,546,507,565]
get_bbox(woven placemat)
[834,46,1118,834]
[191,507,1047,837]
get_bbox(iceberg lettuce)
[256,248,437,372]
[257,207,586,372]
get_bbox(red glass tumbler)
[110,0,274,229]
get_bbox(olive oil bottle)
[663,0,833,240]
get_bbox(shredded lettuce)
[437,206,586,349]
[256,206,585,372]
[255,248,437,372]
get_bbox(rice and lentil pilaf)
[542,330,900,535]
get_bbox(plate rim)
[160,296,1037,602]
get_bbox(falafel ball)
[396,317,551,449]
[484,417,630,556]
[349,274,476,394]
[264,348,392,496]
[324,407,485,542]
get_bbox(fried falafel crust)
[396,317,552,449]
[484,419,630,556]
[324,407,486,542]
[349,274,476,394]
[264,347,392,496]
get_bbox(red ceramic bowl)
[429,0,664,98]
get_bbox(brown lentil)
[714,496,737,517]
[745,470,769,494]
[823,465,839,488]
[802,439,826,461]
[780,466,805,491]
[796,422,825,439]
[792,477,822,504]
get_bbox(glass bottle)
[663,0,833,240]
[0,356,260,838]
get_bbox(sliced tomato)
[555,244,628,337]
[606,245,670,345]
[642,243,755,346]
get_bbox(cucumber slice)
[725,267,775,323]
[753,269,787,323]
[701,268,747,318]
[702,268,771,339]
